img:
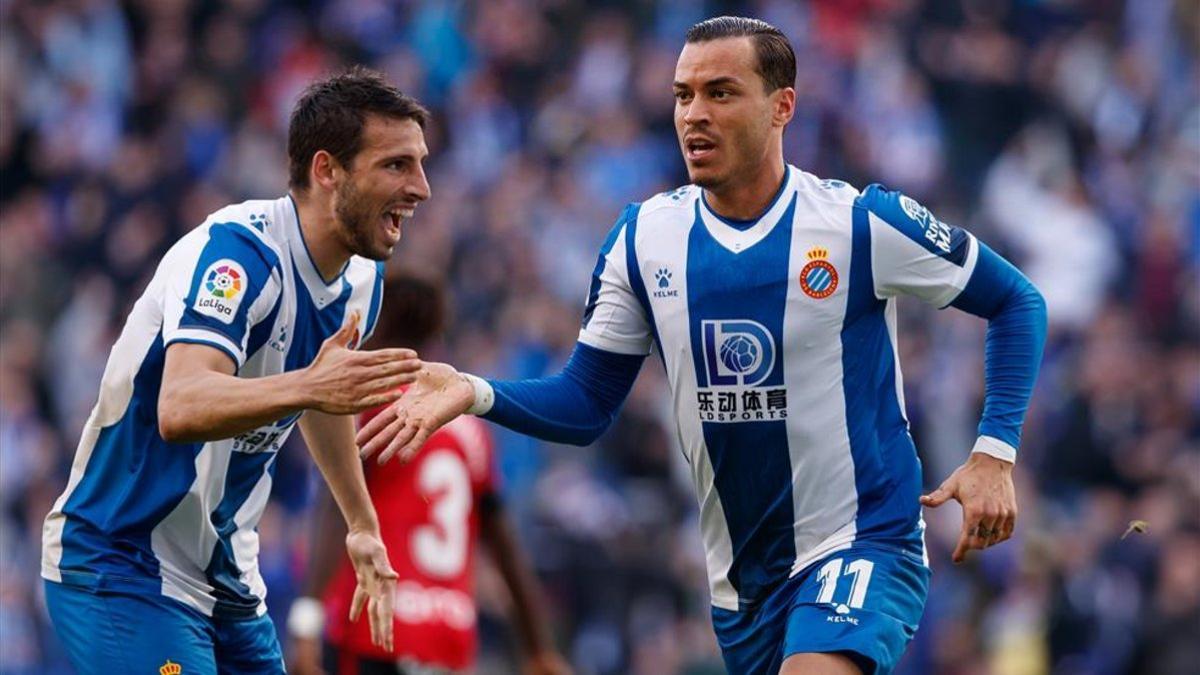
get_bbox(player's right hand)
[302,310,422,415]
[356,361,475,464]
[346,528,399,652]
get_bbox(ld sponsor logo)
[701,319,775,387]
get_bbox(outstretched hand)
[302,311,422,415]
[346,529,399,652]
[920,452,1017,564]
[356,362,476,464]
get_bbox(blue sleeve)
[950,242,1048,452]
[481,342,645,446]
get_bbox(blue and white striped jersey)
[41,196,385,619]
[579,166,987,611]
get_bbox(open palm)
[355,362,475,464]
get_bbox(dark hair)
[368,274,446,349]
[685,16,796,93]
[287,66,429,190]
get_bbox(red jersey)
[323,411,496,669]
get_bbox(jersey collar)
[284,194,348,308]
[698,165,797,254]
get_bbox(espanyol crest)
[701,319,776,387]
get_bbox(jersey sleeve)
[578,204,654,356]
[858,184,979,308]
[161,222,283,368]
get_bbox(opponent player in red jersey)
[288,274,569,675]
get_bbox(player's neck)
[290,190,353,283]
[703,157,787,221]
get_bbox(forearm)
[481,502,555,656]
[951,243,1048,458]
[158,366,312,443]
[299,411,379,533]
[477,342,643,446]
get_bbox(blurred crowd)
[1,0,1197,673]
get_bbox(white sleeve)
[864,187,979,308]
[578,222,654,356]
[161,223,283,368]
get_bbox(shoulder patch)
[193,259,248,324]
[859,184,970,266]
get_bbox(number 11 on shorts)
[815,557,875,609]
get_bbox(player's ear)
[772,86,796,128]
[310,150,341,192]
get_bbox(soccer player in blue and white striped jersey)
[359,18,1047,675]
[41,68,430,673]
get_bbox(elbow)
[568,412,619,446]
[157,396,198,443]
[1024,283,1049,336]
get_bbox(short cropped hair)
[685,16,796,93]
[287,66,429,190]
[369,274,446,349]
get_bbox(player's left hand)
[346,529,398,651]
[920,452,1016,564]
[523,651,573,675]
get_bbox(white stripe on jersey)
[781,180,860,579]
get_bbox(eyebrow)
[673,76,742,89]
[379,151,427,165]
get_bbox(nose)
[682,97,711,128]
[408,163,431,203]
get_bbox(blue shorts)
[711,541,930,675]
[44,580,284,674]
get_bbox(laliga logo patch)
[799,247,838,299]
[701,319,776,387]
[193,259,247,324]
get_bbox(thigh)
[782,545,930,675]
[213,612,285,674]
[711,575,807,675]
[44,580,216,675]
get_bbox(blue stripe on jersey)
[842,204,922,543]
[285,263,354,373]
[686,195,798,608]
[364,262,386,341]
[58,336,204,587]
[179,223,282,355]
[245,296,283,361]
[583,204,639,330]
[205,450,278,618]
[859,185,969,266]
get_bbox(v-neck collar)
[285,194,348,308]
[697,166,796,254]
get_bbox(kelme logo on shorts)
[193,259,247,324]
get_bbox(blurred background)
[1,0,1197,673]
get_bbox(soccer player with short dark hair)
[359,17,1047,675]
[41,67,430,673]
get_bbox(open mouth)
[686,138,717,161]
[381,207,406,245]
